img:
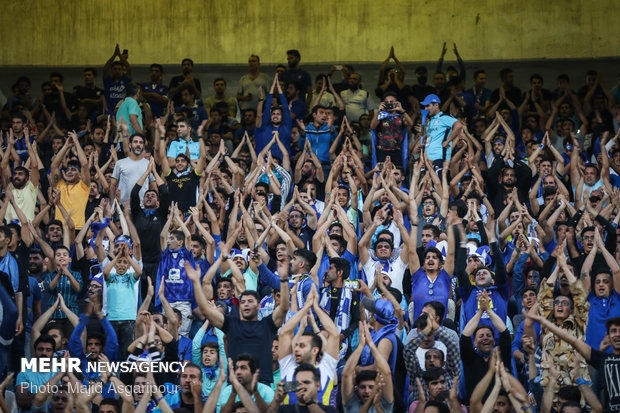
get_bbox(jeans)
[169,301,192,337]
[110,320,135,361]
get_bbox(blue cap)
[420,94,441,106]
[114,235,133,249]
[361,296,397,325]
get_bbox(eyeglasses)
[52,396,68,402]
[65,167,79,172]
[582,236,595,241]
[554,299,571,307]
[423,202,435,206]
[289,214,303,219]
[428,281,435,296]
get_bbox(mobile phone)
[344,280,359,289]
[282,381,299,393]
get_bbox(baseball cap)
[420,94,441,106]
[231,248,248,263]
[361,296,397,325]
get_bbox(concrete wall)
[1,0,618,66]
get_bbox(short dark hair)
[0,226,12,241]
[170,230,185,245]
[422,366,446,383]
[559,401,582,413]
[521,287,537,298]
[424,400,450,413]
[190,234,206,249]
[34,335,56,352]
[301,332,322,354]
[295,363,320,382]
[182,58,194,66]
[424,247,444,263]
[473,69,486,79]
[50,72,64,82]
[213,78,226,85]
[176,117,192,128]
[125,83,140,97]
[421,224,441,239]
[286,49,301,59]
[87,331,106,348]
[239,290,260,302]
[84,67,97,76]
[329,257,350,280]
[355,369,377,385]
[474,324,494,338]
[423,301,446,320]
[311,104,327,115]
[293,249,317,270]
[99,399,120,413]
[448,199,467,218]
[499,68,513,80]
[530,73,543,83]
[130,133,145,145]
[606,316,620,332]
[557,385,581,403]
[150,63,164,72]
[236,353,258,374]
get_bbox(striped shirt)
[44,270,82,318]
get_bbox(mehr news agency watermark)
[21,357,189,394]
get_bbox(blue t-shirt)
[116,97,142,135]
[105,269,139,321]
[104,76,131,111]
[425,112,458,161]
[155,248,195,307]
[140,82,169,117]
[410,268,451,321]
[167,139,201,160]
[586,291,620,350]
[26,277,42,331]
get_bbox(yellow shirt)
[6,181,38,222]
[55,180,89,230]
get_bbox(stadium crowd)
[0,43,620,413]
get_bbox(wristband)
[280,279,288,283]
[576,377,591,386]
[156,396,165,403]
[306,400,316,405]
[539,144,544,149]
[521,406,532,411]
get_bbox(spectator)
[341,73,375,123]
[204,78,237,118]
[103,44,132,112]
[140,63,169,118]
[237,54,271,111]
[115,83,143,135]
[169,58,202,107]
[110,133,152,205]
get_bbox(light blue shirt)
[105,270,139,321]
[116,97,142,136]
[425,112,457,161]
[217,382,274,412]
[167,139,201,160]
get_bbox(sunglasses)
[554,299,571,307]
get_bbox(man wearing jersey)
[278,287,339,405]
[420,93,463,170]
[155,204,194,337]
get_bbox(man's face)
[422,199,437,216]
[28,253,44,274]
[180,366,201,394]
[239,295,258,319]
[609,325,620,351]
[99,404,116,413]
[47,328,65,350]
[493,395,511,413]
[271,108,282,125]
[424,349,444,369]
[248,56,259,71]
[475,269,494,287]
[473,327,495,353]
[234,360,253,385]
[287,54,299,69]
[295,370,319,403]
[539,161,552,176]
[12,169,28,188]
[293,335,317,363]
[176,122,190,138]
[594,273,612,298]
[475,73,487,88]
[214,80,226,94]
[357,380,375,403]
[167,234,182,250]
[181,89,193,105]
[348,74,361,89]
[133,376,147,401]
[175,156,189,172]
[553,296,573,320]
[217,281,233,300]
[130,137,144,156]
[374,241,393,260]
[11,118,24,134]
[582,230,595,253]
[584,166,598,186]
[425,102,440,116]
[111,63,123,79]
[86,338,102,360]
[202,346,218,367]
[150,67,162,82]
[503,71,514,86]
[424,252,441,271]
[35,341,54,358]
[288,210,304,230]
[83,71,95,85]
[243,111,256,127]
[425,375,447,399]
[47,224,63,242]
[521,290,537,310]
[190,241,203,260]
[275,243,288,261]
[501,169,516,186]
[301,161,315,179]
[433,73,446,88]
[50,390,69,413]
[143,190,159,208]
[272,340,279,362]
[182,60,193,75]
[233,256,248,271]
[530,77,543,91]
[336,188,349,207]
[492,139,505,155]
[313,108,327,125]
[525,271,540,288]
[324,263,341,284]
[421,229,435,248]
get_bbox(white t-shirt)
[279,353,338,405]
[111,157,153,204]
[362,255,407,293]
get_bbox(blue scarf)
[319,286,354,358]
[360,323,397,367]
[203,362,219,380]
